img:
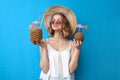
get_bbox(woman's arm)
[39,40,49,74]
[69,40,81,74]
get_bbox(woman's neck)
[53,31,64,40]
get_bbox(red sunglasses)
[50,19,63,24]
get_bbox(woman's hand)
[73,39,82,49]
[37,40,47,49]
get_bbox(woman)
[39,6,82,80]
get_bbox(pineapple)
[30,28,42,44]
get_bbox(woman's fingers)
[40,40,44,47]
[74,39,77,46]
[37,40,43,46]
[80,40,82,45]
[73,39,76,43]
[73,39,82,48]
[77,40,79,45]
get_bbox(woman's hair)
[48,13,72,39]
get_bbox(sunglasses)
[50,19,63,25]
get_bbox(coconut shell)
[74,32,84,42]
[30,28,42,44]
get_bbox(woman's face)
[50,14,63,31]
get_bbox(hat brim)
[44,5,77,35]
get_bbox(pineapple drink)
[29,21,42,45]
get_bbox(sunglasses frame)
[50,19,63,25]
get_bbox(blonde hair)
[48,13,72,39]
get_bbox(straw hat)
[44,5,77,35]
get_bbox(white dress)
[39,39,75,80]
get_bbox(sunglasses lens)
[57,20,62,24]
[50,20,63,24]
[50,20,55,24]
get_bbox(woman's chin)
[53,28,61,31]
[53,28,60,31]
[52,27,59,30]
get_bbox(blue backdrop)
[0,0,120,80]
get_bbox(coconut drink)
[74,24,88,42]
[74,32,84,42]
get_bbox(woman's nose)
[54,21,57,24]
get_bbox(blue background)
[0,0,120,80]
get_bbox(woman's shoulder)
[65,39,74,48]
